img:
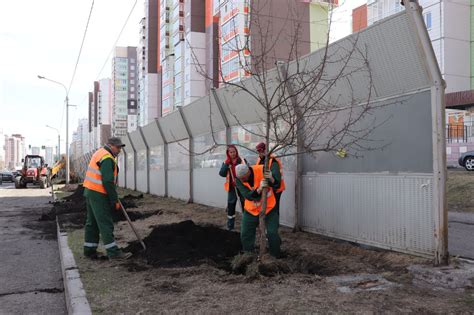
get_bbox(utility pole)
[38,75,71,184]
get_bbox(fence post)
[138,127,150,194]
[277,62,303,231]
[178,107,194,203]
[127,133,137,191]
[155,118,168,197]
[212,88,231,145]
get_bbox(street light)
[38,75,71,184]
[46,125,61,162]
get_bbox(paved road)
[0,182,66,314]
[449,212,474,259]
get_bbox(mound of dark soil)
[40,185,156,226]
[126,220,241,270]
[120,194,143,208]
[62,184,85,201]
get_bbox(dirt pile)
[126,220,241,270]
[40,186,154,225]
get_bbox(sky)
[0,0,144,151]
[0,0,358,153]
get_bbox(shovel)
[118,200,147,251]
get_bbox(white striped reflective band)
[227,215,236,219]
[84,176,103,185]
[104,241,117,249]
[84,242,99,248]
[87,166,101,175]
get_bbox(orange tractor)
[14,155,51,189]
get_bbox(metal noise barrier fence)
[71,4,447,263]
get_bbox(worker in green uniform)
[219,145,247,231]
[255,142,285,215]
[82,137,132,260]
[235,163,281,258]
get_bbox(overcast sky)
[0,0,358,152]
[0,0,144,151]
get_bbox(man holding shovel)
[83,137,132,260]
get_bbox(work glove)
[115,201,121,211]
[264,170,274,183]
[257,179,269,193]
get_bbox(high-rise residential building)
[335,0,471,95]
[31,147,40,155]
[158,0,331,115]
[98,78,112,145]
[71,118,90,159]
[88,81,100,151]
[44,146,54,166]
[161,0,211,115]
[4,134,25,170]
[112,46,139,136]
[160,0,179,116]
[0,128,5,170]
[213,0,332,85]
[139,0,162,126]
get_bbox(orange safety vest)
[224,159,246,192]
[242,165,276,216]
[255,155,285,193]
[83,148,118,195]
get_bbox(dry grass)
[64,187,474,314]
[447,169,474,212]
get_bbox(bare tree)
[185,0,390,259]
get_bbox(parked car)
[0,171,14,182]
[458,150,474,171]
[200,153,227,168]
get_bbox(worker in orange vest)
[255,142,285,215]
[83,137,132,260]
[235,163,281,257]
[219,145,248,230]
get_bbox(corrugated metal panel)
[142,122,164,146]
[121,136,134,154]
[301,173,435,255]
[279,171,296,228]
[288,12,431,108]
[126,153,135,190]
[118,155,125,187]
[129,129,146,151]
[168,170,189,201]
[149,170,166,196]
[158,110,188,142]
[181,95,226,137]
[136,170,148,193]
[193,168,227,208]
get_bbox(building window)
[424,12,432,30]
[131,72,135,78]
[130,93,135,99]
[130,58,136,63]
[131,65,136,70]
[130,79,135,84]
[131,86,135,92]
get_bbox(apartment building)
[112,46,139,136]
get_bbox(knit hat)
[235,164,249,179]
[256,142,266,152]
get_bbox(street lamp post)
[46,125,61,162]
[38,75,71,184]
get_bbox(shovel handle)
[118,200,147,251]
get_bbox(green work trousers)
[83,195,121,257]
[240,209,281,258]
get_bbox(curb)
[57,219,92,315]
